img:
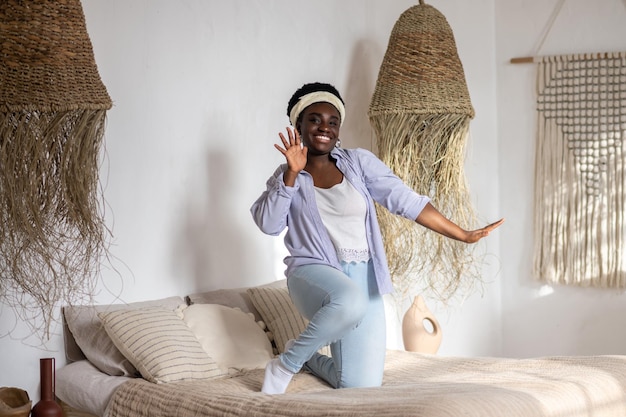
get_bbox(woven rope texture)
[369,3,474,118]
[0,0,111,112]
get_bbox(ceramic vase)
[30,358,63,417]
[402,295,442,354]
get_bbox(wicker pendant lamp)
[369,1,479,301]
[0,0,112,340]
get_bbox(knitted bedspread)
[104,350,626,417]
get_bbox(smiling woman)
[250,81,503,395]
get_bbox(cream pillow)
[246,286,330,356]
[182,304,273,372]
[99,306,226,383]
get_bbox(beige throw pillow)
[186,279,287,322]
[183,304,273,372]
[246,286,330,356]
[63,296,184,376]
[99,307,226,383]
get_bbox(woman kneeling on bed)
[250,82,503,394]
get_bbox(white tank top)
[314,177,371,263]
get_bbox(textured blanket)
[104,350,626,417]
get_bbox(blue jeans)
[279,260,386,388]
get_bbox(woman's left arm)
[416,203,504,244]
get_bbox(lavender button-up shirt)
[251,147,430,295]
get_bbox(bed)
[56,280,626,417]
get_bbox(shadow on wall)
[342,39,382,152]
[176,149,251,292]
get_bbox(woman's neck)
[305,153,342,189]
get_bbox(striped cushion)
[246,287,330,356]
[99,307,226,383]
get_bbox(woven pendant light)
[369,1,479,301]
[0,0,112,340]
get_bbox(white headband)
[289,91,345,127]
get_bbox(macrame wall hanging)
[369,1,481,301]
[511,0,626,288]
[0,0,112,340]
[534,52,626,288]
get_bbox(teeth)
[314,136,331,141]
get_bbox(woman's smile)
[312,134,332,143]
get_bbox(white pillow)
[99,306,226,383]
[183,304,273,372]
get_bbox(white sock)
[262,358,294,395]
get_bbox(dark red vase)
[30,358,63,417]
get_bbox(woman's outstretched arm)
[415,203,504,244]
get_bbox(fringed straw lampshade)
[369,1,479,301]
[0,0,112,339]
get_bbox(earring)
[335,139,341,148]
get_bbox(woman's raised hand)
[275,127,307,180]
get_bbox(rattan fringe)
[369,3,480,301]
[0,0,112,340]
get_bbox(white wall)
[496,0,626,357]
[5,0,592,401]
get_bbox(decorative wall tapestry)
[368,1,481,301]
[0,0,112,340]
[533,52,626,288]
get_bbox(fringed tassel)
[370,112,480,300]
[0,109,110,339]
